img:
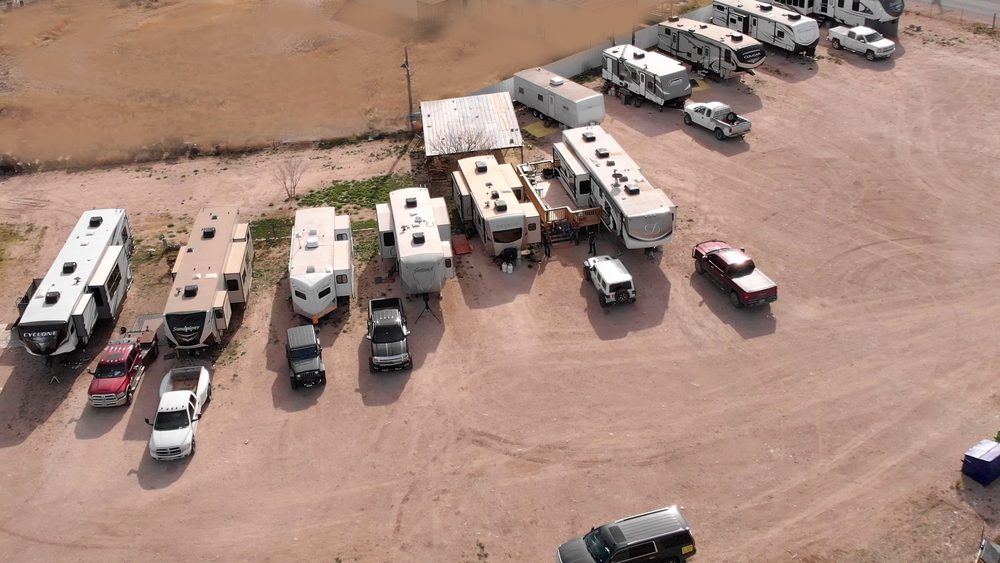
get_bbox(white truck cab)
[829,25,896,60]
[584,255,637,308]
[145,366,212,461]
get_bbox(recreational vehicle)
[561,126,678,251]
[712,0,820,55]
[163,207,253,350]
[14,209,134,357]
[288,207,354,323]
[376,188,455,296]
[602,44,691,109]
[512,68,605,128]
[763,0,903,35]
[451,156,542,257]
[658,17,766,80]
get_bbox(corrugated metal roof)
[420,92,523,157]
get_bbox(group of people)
[541,226,598,258]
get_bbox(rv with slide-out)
[376,188,455,296]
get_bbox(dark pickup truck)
[692,241,778,308]
[87,329,159,407]
[366,298,411,372]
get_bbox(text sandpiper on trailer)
[376,187,455,296]
[163,207,253,350]
[762,0,902,35]
[658,17,766,80]
[288,207,354,324]
[512,67,605,129]
[602,44,691,110]
[451,155,542,257]
[13,209,134,357]
[561,126,677,251]
[712,0,820,55]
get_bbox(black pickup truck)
[367,298,411,372]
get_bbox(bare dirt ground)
[1,9,1000,563]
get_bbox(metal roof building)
[420,92,523,158]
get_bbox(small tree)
[272,157,308,201]
[430,123,494,156]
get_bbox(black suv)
[286,325,326,389]
[557,506,696,563]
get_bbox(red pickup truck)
[692,241,778,308]
[87,330,160,407]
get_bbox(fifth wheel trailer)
[602,44,692,109]
[658,16,766,80]
[512,67,605,129]
[376,187,455,296]
[13,209,134,357]
[762,0,903,35]
[163,207,253,350]
[711,0,821,55]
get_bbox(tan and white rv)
[164,207,253,350]
[376,188,455,296]
[451,155,541,257]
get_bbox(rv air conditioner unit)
[632,51,645,59]
[62,262,77,274]
[412,232,426,245]
[202,227,216,239]
[405,197,418,208]
[606,160,616,166]
[700,24,709,29]
[183,285,198,298]
[668,15,679,21]
[305,236,319,249]
[759,3,772,9]
[44,291,60,304]
[494,200,508,212]
[788,12,801,18]
[582,132,597,142]
[88,216,103,228]
[549,76,565,86]
[731,33,743,41]
[595,148,610,159]
[624,185,641,195]
[475,161,488,173]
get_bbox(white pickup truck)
[682,101,751,140]
[829,26,896,61]
[144,366,212,461]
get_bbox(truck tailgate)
[733,270,776,294]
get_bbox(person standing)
[542,230,552,258]
[588,228,597,256]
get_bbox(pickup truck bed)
[161,366,204,394]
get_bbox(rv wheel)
[714,128,726,141]
[865,50,875,61]
[832,38,842,50]
[632,96,643,108]
[683,114,692,126]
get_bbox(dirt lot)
[1,10,1000,563]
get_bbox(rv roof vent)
[88,216,103,228]
[308,228,318,236]
[549,76,565,86]
[211,214,218,220]
[595,147,610,159]
[62,262,77,274]
[700,24,709,29]
[305,236,319,249]
[731,33,744,41]
[475,160,488,173]
[306,265,316,273]
[632,51,646,59]
[412,232,426,245]
[759,2,772,9]
[491,190,500,199]
[405,197,417,208]
[668,15,680,22]
[186,247,194,253]
[787,12,801,19]
[44,291,60,305]
[606,160,616,167]
[494,200,508,212]
[183,285,198,298]
[624,185,641,195]
[582,131,597,142]
[202,227,216,239]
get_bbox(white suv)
[583,255,636,307]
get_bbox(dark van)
[557,506,696,563]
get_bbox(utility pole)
[401,46,414,136]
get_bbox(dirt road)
[0,11,998,562]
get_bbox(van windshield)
[154,410,189,431]
[584,529,613,563]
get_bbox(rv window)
[630,70,638,80]
[579,179,592,194]
[518,87,524,94]
[730,17,737,23]
[335,274,348,284]
[492,228,523,244]
[226,279,239,291]
[445,258,453,268]
[838,0,844,7]
[294,290,306,300]
[537,94,544,102]
[336,233,348,241]
[382,232,395,247]
[715,4,724,10]
[318,287,332,298]
[777,30,785,38]
[697,47,703,55]
[725,50,733,63]
[106,266,122,300]
[528,223,537,231]
[214,308,224,319]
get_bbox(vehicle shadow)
[691,78,764,114]
[455,240,540,310]
[580,233,671,341]
[688,272,777,338]
[0,322,115,449]
[758,49,820,83]
[682,123,752,156]
[72,401,127,440]
[121,357,171,441]
[356,336,411,407]
[131,450,191,490]
[604,93,685,139]
[267,278,326,413]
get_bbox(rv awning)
[420,92,524,157]
[213,290,228,310]
[232,222,249,242]
[224,241,248,276]
[90,246,124,287]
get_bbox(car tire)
[599,295,610,308]
[832,38,842,50]
[190,437,196,457]
[126,389,134,406]
[714,128,725,141]
[730,291,744,308]
[683,113,692,126]
[369,358,377,373]
[866,50,875,61]
[584,266,591,281]
[694,259,704,274]
[206,385,213,404]
[319,376,327,385]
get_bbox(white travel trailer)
[164,207,253,350]
[561,126,677,251]
[14,209,134,357]
[451,155,542,257]
[658,17,766,80]
[376,188,455,296]
[512,67,605,128]
[288,207,354,323]
[763,0,903,35]
[602,44,692,109]
[712,0,821,55]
